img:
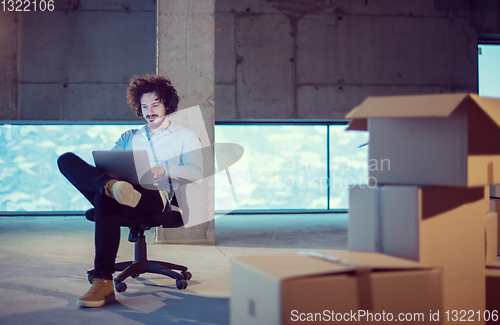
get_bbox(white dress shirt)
[112,122,203,210]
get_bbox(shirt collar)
[140,120,177,137]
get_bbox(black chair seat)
[84,208,184,228]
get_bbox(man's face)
[140,92,168,126]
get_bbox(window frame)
[0,119,354,216]
[215,119,352,215]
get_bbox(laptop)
[92,150,154,185]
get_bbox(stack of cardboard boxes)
[487,185,500,320]
[230,93,500,325]
[347,93,500,324]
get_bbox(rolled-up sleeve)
[111,131,130,151]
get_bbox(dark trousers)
[57,152,164,280]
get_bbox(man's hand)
[151,166,165,180]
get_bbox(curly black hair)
[127,75,180,117]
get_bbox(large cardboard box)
[488,198,500,255]
[349,185,487,316]
[490,185,500,198]
[346,93,500,187]
[231,251,442,325]
[489,199,496,214]
[485,212,498,265]
[485,269,500,325]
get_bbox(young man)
[58,75,203,308]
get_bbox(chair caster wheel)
[181,271,192,280]
[87,269,95,284]
[176,279,188,290]
[115,281,127,293]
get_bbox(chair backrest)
[174,184,189,226]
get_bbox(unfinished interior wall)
[1,0,499,122]
[0,0,157,121]
[215,0,500,120]
[0,11,18,120]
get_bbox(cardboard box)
[490,185,500,198]
[348,185,381,253]
[349,185,487,316]
[489,199,500,255]
[485,269,500,325]
[489,185,500,215]
[231,251,442,325]
[489,199,496,213]
[497,201,500,257]
[346,93,500,187]
[485,212,498,265]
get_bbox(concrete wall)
[214,0,500,120]
[0,0,157,121]
[2,0,500,122]
[0,11,18,120]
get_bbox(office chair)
[85,190,192,292]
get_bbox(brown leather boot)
[104,180,141,208]
[76,278,116,308]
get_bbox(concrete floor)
[0,213,348,325]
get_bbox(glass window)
[215,125,328,210]
[2,123,369,213]
[478,44,500,97]
[0,124,139,211]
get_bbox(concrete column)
[156,0,215,244]
[0,11,18,119]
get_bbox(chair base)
[114,259,189,282]
[87,232,192,292]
